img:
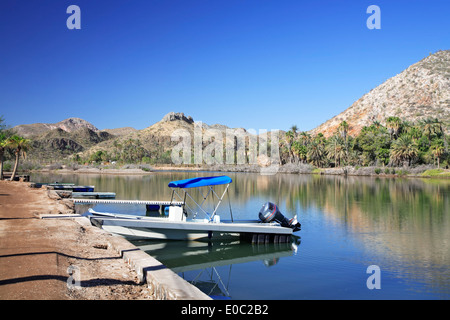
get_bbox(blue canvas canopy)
[168,176,232,189]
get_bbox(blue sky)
[0,0,448,131]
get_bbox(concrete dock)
[0,181,210,300]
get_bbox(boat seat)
[168,206,185,222]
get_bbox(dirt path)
[0,180,153,299]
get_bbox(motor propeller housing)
[258,202,301,232]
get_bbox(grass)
[421,168,450,177]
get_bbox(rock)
[257,154,271,167]
[161,112,194,124]
[47,190,62,200]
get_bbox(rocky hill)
[84,112,249,163]
[12,118,114,162]
[13,117,99,138]
[30,127,114,162]
[310,50,450,137]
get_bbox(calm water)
[31,171,450,299]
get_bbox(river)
[31,171,450,299]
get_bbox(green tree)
[326,135,346,167]
[390,134,419,167]
[0,133,8,180]
[6,135,32,181]
[290,125,298,135]
[355,124,391,166]
[420,118,443,141]
[284,130,295,163]
[338,121,349,141]
[307,137,326,167]
[386,116,402,139]
[430,139,445,168]
[292,140,307,164]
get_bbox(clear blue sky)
[0,0,448,131]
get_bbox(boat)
[87,175,301,241]
[53,185,95,192]
[31,182,94,192]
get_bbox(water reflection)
[31,172,450,299]
[132,238,299,299]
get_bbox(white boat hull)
[89,209,293,241]
[99,224,240,241]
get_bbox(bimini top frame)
[168,176,233,222]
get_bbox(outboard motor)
[259,202,301,232]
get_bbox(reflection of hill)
[300,176,450,297]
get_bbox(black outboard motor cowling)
[259,202,301,232]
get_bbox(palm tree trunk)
[0,151,4,180]
[10,151,19,181]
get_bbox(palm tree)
[386,117,401,139]
[390,134,418,166]
[7,135,32,181]
[326,135,346,167]
[290,125,298,136]
[420,118,443,141]
[307,138,325,167]
[292,140,307,164]
[284,130,295,163]
[338,121,349,141]
[299,131,311,146]
[372,120,382,129]
[0,133,8,180]
[430,139,444,168]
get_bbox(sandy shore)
[0,180,154,300]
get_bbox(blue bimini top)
[168,176,232,188]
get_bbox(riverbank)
[0,180,209,300]
[23,163,450,179]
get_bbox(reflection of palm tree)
[390,134,418,166]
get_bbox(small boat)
[88,176,300,241]
[52,185,95,192]
[72,192,116,199]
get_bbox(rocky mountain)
[310,50,450,137]
[13,117,99,138]
[81,112,254,164]
[12,118,114,162]
[30,127,114,162]
[102,127,138,136]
